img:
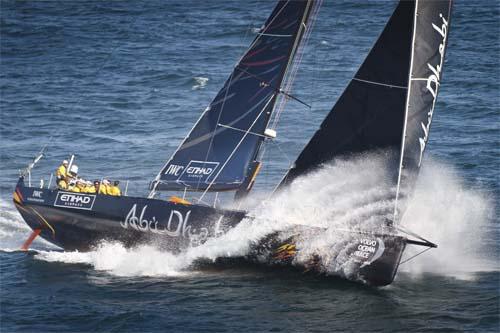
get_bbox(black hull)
[13,178,245,251]
[13,178,406,286]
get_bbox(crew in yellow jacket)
[108,181,122,196]
[67,179,80,192]
[55,160,68,187]
[100,180,111,195]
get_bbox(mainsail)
[150,0,318,195]
[278,0,452,223]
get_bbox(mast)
[150,0,320,198]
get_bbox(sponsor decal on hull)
[54,192,96,210]
[120,204,210,245]
[352,238,385,267]
[26,189,45,203]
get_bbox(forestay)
[150,0,317,195]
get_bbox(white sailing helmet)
[70,164,79,175]
[63,160,69,165]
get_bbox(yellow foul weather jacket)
[56,165,67,179]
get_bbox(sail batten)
[353,78,408,90]
[150,0,319,195]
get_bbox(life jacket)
[109,186,121,196]
[99,185,108,195]
[67,185,80,193]
[58,179,68,189]
[86,185,96,194]
[56,165,67,180]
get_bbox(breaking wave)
[192,76,208,90]
[2,153,495,281]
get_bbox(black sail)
[278,0,452,223]
[394,0,452,220]
[151,0,317,194]
[279,1,415,187]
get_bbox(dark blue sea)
[1,1,498,332]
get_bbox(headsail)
[394,0,452,220]
[278,1,415,187]
[277,0,452,223]
[150,0,318,195]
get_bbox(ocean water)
[1,1,498,332]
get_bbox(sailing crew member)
[58,178,68,190]
[83,181,94,193]
[76,179,87,193]
[93,180,101,194]
[100,179,111,195]
[67,179,80,192]
[55,160,68,187]
[109,180,121,196]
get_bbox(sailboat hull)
[14,177,406,286]
[13,177,245,251]
[240,227,406,286]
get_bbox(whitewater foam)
[192,76,209,90]
[398,159,497,279]
[0,198,58,251]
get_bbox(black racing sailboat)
[14,0,452,286]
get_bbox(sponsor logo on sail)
[178,160,219,182]
[165,160,220,183]
[54,192,96,210]
[419,13,449,166]
[165,164,184,176]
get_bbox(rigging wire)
[395,224,436,246]
[271,0,323,130]
[195,1,292,195]
[399,247,432,265]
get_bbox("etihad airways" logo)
[418,12,449,166]
[165,160,219,183]
[54,192,96,210]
